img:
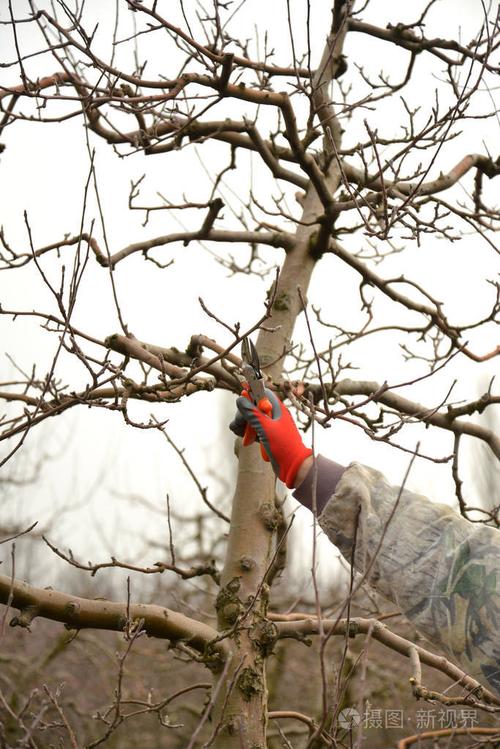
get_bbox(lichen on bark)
[237,665,264,702]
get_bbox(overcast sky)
[0,1,498,596]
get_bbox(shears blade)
[239,337,272,462]
[241,337,265,403]
[242,337,261,376]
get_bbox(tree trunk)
[212,5,348,746]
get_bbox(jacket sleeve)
[294,458,500,696]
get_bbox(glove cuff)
[282,446,313,489]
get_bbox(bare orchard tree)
[1,1,499,747]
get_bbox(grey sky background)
[0,0,498,596]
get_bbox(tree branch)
[311,378,500,459]
[341,153,500,198]
[348,18,499,72]
[276,616,500,708]
[328,240,500,364]
[1,227,294,271]
[0,572,227,662]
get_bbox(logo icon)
[338,707,361,729]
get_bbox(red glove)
[229,387,312,488]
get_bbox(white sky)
[0,1,498,596]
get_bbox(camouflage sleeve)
[313,460,500,696]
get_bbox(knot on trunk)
[215,577,243,625]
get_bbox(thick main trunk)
[211,445,277,745]
[210,184,341,749]
[211,6,348,746]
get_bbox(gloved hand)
[230,387,312,488]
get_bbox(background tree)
[0,1,499,747]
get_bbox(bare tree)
[1,1,499,747]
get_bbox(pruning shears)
[241,337,273,461]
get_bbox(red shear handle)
[242,392,272,461]
[256,397,272,461]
